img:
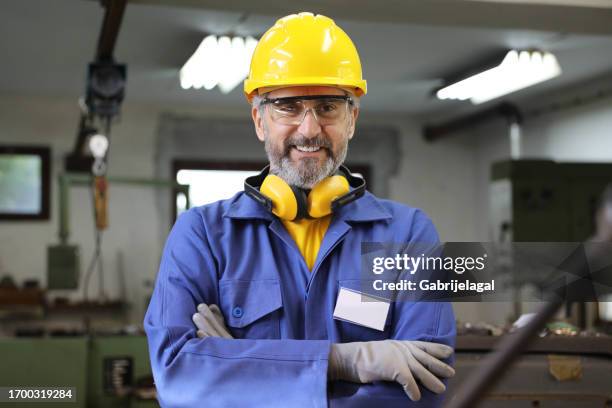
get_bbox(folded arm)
[144,210,330,408]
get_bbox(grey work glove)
[328,340,455,401]
[192,303,234,339]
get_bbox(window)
[0,146,51,220]
[173,161,265,219]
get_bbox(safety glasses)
[260,95,354,126]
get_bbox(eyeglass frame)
[258,94,355,126]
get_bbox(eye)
[273,101,300,113]
[316,102,339,113]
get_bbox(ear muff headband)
[331,165,366,211]
[244,165,366,220]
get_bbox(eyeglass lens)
[268,98,350,125]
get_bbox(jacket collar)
[223,192,275,221]
[224,191,392,223]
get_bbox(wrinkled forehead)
[261,85,352,99]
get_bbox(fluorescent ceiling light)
[180,35,258,94]
[436,50,562,105]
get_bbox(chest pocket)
[219,279,283,339]
[335,279,393,342]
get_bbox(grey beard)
[263,131,349,189]
[272,154,337,189]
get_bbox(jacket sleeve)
[144,209,330,408]
[329,209,456,408]
[328,301,455,408]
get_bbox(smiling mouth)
[294,145,323,153]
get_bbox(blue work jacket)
[144,190,456,407]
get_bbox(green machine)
[0,337,88,407]
[490,160,612,242]
[87,335,158,408]
[0,335,159,408]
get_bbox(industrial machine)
[490,159,612,242]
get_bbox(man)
[145,12,456,407]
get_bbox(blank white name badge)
[333,287,391,331]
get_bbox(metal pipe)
[96,0,128,61]
[59,174,70,244]
[509,120,521,159]
[423,103,522,142]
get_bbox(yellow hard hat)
[244,12,367,102]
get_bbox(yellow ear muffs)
[260,174,297,220]
[258,172,352,220]
[245,165,365,220]
[261,174,308,221]
[307,175,350,218]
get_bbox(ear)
[347,107,359,140]
[252,105,265,142]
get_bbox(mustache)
[283,135,332,154]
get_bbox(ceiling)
[1,0,611,117]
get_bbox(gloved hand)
[192,303,234,339]
[328,340,455,401]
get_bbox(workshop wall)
[388,118,479,242]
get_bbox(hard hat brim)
[244,77,367,102]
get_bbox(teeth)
[295,146,321,152]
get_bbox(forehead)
[266,86,346,98]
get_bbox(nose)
[297,108,322,138]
